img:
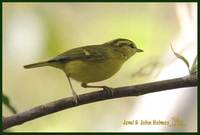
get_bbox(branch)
[3,75,197,130]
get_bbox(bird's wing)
[48,46,107,63]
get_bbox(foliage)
[3,94,17,114]
[171,45,197,75]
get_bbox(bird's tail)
[24,61,49,69]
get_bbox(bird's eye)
[119,43,135,48]
[128,44,135,48]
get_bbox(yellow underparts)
[64,59,125,83]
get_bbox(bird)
[24,38,143,103]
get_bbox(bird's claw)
[102,86,114,97]
[72,92,80,105]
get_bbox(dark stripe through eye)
[128,44,134,48]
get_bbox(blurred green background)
[3,3,197,132]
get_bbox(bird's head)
[105,38,143,59]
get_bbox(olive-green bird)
[24,38,143,103]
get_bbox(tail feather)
[24,61,49,69]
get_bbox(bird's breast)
[64,59,125,83]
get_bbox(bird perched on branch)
[24,38,143,103]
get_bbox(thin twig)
[2,75,197,130]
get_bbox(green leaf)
[171,44,190,73]
[190,56,197,75]
[2,94,17,114]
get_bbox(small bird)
[24,38,143,103]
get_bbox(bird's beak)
[136,48,144,52]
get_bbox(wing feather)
[48,45,107,63]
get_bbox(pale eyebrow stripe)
[115,40,132,46]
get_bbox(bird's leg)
[81,83,114,97]
[66,74,79,104]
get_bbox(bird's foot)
[72,92,80,105]
[102,86,114,97]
